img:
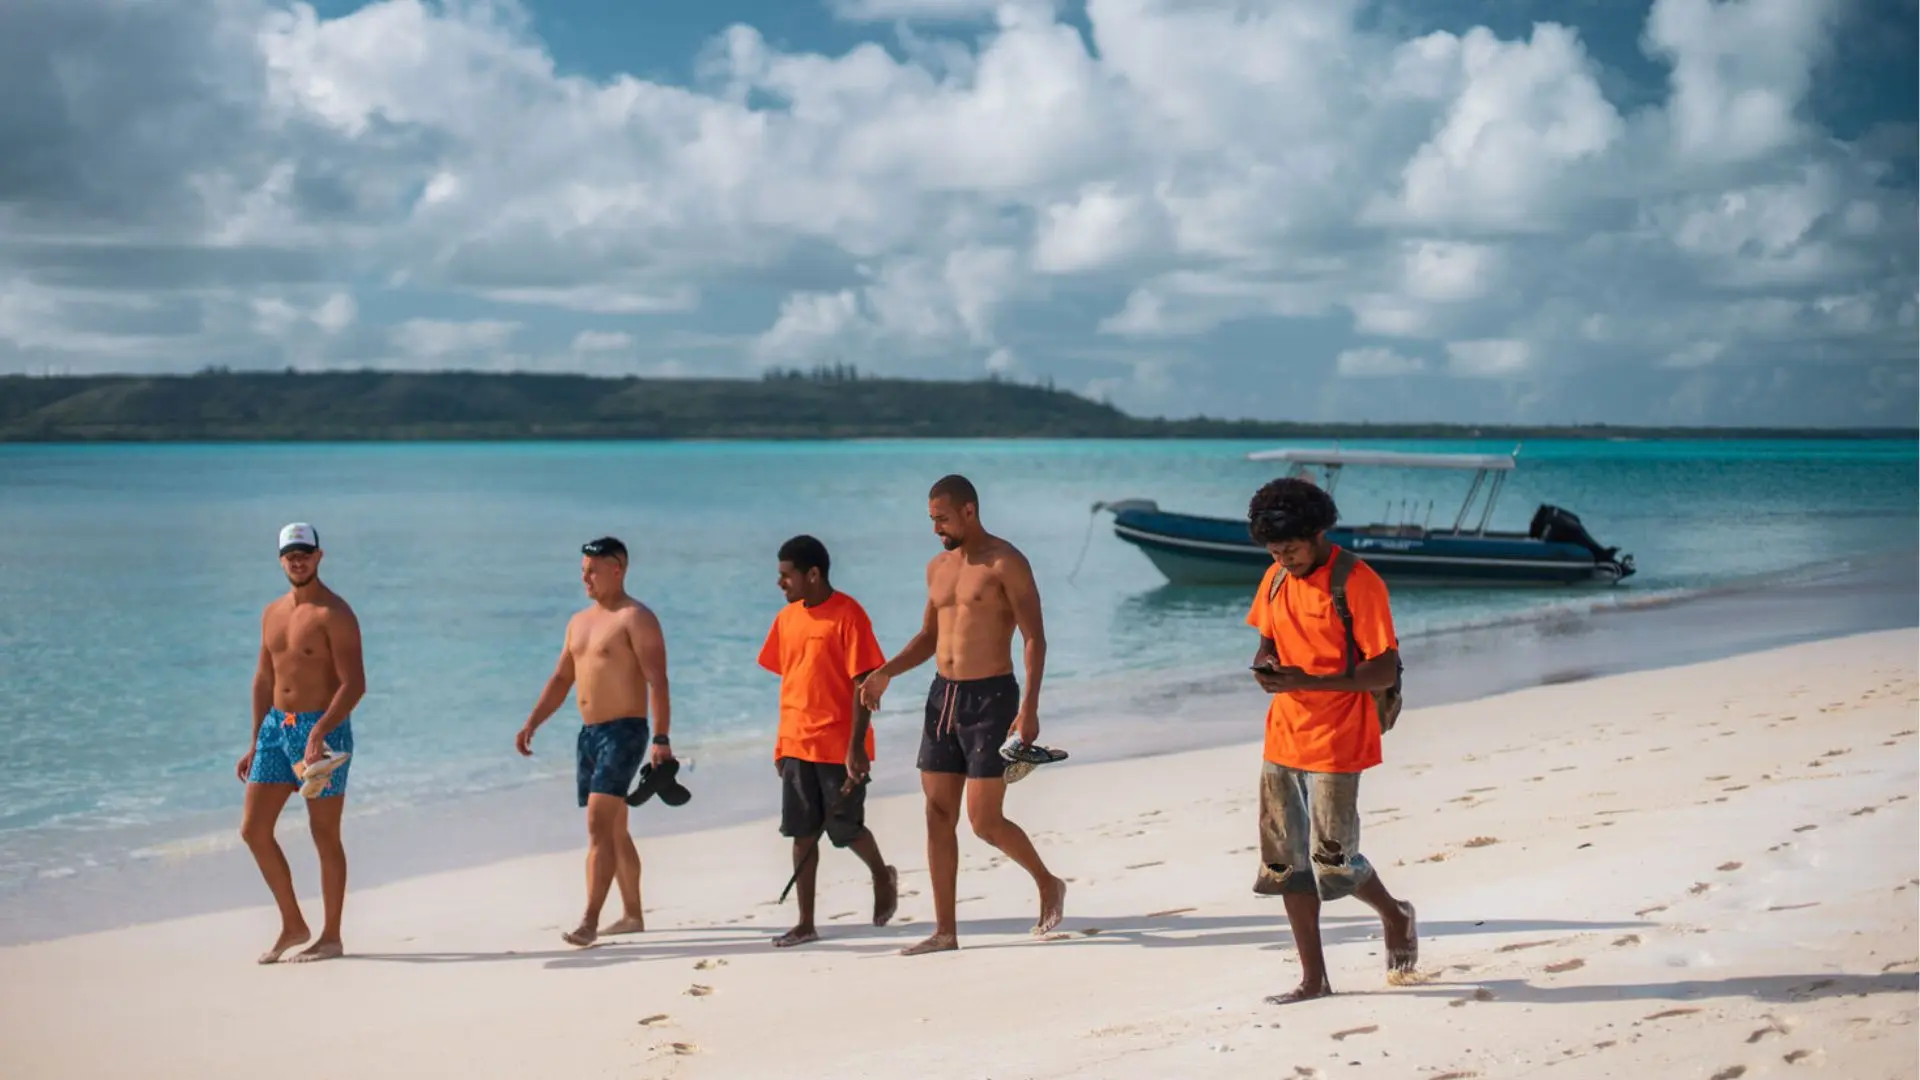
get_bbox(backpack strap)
[1329,548,1361,677]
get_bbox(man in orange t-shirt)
[1244,477,1417,1006]
[757,535,899,948]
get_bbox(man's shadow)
[1404,970,1919,1007]
[347,910,1643,971]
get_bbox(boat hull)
[1111,508,1631,588]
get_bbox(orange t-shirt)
[757,591,887,765]
[1244,547,1398,773]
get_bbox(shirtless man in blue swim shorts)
[517,536,674,947]
[239,522,365,964]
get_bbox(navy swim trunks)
[577,717,649,807]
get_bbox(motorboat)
[1094,447,1635,587]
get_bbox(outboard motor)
[1529,504,1632,580]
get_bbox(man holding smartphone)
[1244,477,1417,1005]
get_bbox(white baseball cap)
[278,522,320,555]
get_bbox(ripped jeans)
[1256,763,1375,901]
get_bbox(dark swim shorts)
[577,717,649,807]
[778,758,868,847]
[917,673,1019,779]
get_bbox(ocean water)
[0,438,1914,896]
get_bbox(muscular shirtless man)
[239,522,365,965]
[517,536,672,947]
[859,475,1067,955]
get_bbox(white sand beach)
[3,628,1915,1080]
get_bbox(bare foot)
[774,925,819,948]
[602,914,645,935]
[561,924,598,947]
[1265,978,1333,1005]
[289,939,342,963]
[1385,901,1418,974]
[257,924,312,965]
[901,932,958,956]
[874,866,899,926]
[1032,876,1067,935]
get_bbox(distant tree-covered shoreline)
[0,370,1909,442]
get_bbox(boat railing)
[1264,444,1522,538]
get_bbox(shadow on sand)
[1406,970,1919,1007]
[347,912,1645,972]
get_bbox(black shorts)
[917,673,1018,779]
[577,717,648,807]
[779,758,868,847]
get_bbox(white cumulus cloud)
[0,0,1909,425]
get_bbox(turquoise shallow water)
[0,438,1913,891]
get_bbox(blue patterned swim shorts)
[248,708,354,798]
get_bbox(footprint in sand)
[1850,806,1879,817]
[1706,775,1730,781]
[1430,1070,1482,1078]
[1783,1049,1819,1065]
[1613,934,1641,947]
[693,958,728,970]
[1126,861,1165,870]
[638,1014,671,1027]
[1330,1025,1378,1041]
[1497,939,1559,953]
[1644,1007,1701,1020]
[1689,882,1714,895]
[1746,1017,1790,1043]
[668,1042,700,1056]
[1544,958,1586,974]
[1767,902,1820,912]
[686,984,714,997]
[1793,825,1818,833]
[1717,861,1743,872]
[1419,852,1450,864]
[1708,1068,1746,1080]
[1448,987,1497,1008]
[1462,836,1499,848]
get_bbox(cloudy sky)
[1,0,1913,426]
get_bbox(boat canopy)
[1245,448,1516,471]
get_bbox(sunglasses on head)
[581,538,627,560]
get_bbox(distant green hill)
[0,370,1910,441]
